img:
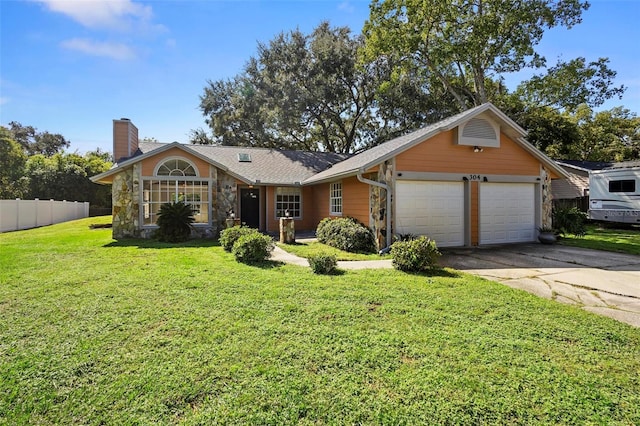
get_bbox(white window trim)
[274,186,302,219]
[329,181,343,216]
[153,156,200,177]
[140,176,212,228]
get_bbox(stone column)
[111,168,137,239]
[279,217,295,244]
[541,166,553,229]
[369,160,393,251]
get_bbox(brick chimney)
[113,118,139,163]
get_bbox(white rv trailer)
[589,166,640,224]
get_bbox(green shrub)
[232,232,274,263]
[155,201,195,242]
[308,253,338,274]
[390,236,441,272]
[316,217,376,253]
[219,225,254,252]
[553,206,588,237]
[395,233,418,242]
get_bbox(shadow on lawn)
[103,239,221,249]
[401,268,461,278]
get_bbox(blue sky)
[1,0,639,155]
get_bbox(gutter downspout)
[357,171,392,250]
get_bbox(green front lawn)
[1,217,639,424]
[560,224,640,255]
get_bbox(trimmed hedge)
[308,253,338,274]
[390,236,441,272]
[219,226,254,252]
[316,217,376,253]
[232,232,274,263]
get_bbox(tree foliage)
[25,151,112,206]
[515,57,625,112]
[0,125,112,206]
[198,22,380,153]
[0,127,29,199]
[7,121,70,156]
[361,0,637,161]
[568,105,640,161]
[193,3,636,163]
[495,95,581,157]
[363,0,590,108]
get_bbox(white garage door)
[396,181,464,247]
[480,183,536,244]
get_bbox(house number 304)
[469,175,482,181]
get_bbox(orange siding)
[264,186,274,232]
[140,147,210,177]
[470,182,479,245]
[395,130,541,176]
[265,186,318,233]
[342,176,370,226]
[308,183,330,224]
[294,177,371,232]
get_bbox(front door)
[240,188,260,229]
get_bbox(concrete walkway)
[272,242,640,327]
[271,245,393,270]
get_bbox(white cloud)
[36,0,162,32]
[60,38,136,60]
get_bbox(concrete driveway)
[440,244,640,328]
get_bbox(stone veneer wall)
[215,171,237,233]
[369,160,393,250]
[111,164,140,239]
[541,166,553,229]
[111,163,235,240]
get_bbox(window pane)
[143,179,209,225]
[276,187,301,218]
[609,179,636,193]
[330,182,342,215]
[156,159,197,176]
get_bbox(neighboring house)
[552,160,613,201]
[91,103,567,249]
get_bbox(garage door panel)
[396,181,464,247]
[480,183,535,244]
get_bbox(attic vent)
[238,153,251,162]
[457,117,500,148]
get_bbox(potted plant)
[537,226,557,245]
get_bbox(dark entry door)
[240,188,260,229]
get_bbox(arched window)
[144,156,208,226]
[154,157,198,177]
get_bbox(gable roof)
[304,103,567,184]
[168,143,349,185]
[91,141,349,185]
[556,159,640,173]
[605,160,640,170]
[556,160,614,172]
[93,103,567,186]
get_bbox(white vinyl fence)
[0,199,90,233]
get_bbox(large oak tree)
[363,0,590,109]
[199,22,381,153]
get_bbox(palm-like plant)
[155,201,195,242]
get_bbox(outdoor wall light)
[473,146,483,153]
